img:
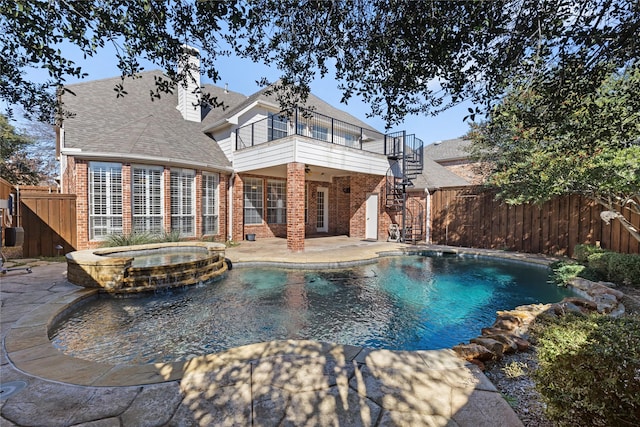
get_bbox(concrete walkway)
[1,238,525,426]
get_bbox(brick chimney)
[177,46,201,122]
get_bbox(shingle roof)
[411,157,470,190]
[61,70,246,169]
[423,138,472,162]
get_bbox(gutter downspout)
[425,187,431,244]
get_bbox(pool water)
[50,255,572,364]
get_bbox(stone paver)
[1,238,525,426]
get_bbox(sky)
[15,44,476,145]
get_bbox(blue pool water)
[50,255,572,364]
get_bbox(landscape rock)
[560,297,598,310]
[482,334,519,354]
[452,343,494,362]
[492,314,523,331]
[470,337,505,358]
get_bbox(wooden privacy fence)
[19,193,77,257]
[430,188,640,257]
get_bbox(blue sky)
[17,44,476,145]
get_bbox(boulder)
[559,297,597,311]
[509,335,531,352]
[481,327,510,336]
[452,343,495,362]
[590,286,624,301]
[470,337,505,358]
[568,277,598,292]
[492,314,523,331]
[482,334,518,354]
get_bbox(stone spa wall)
[66,242,227,294]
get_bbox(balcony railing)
[235,107,386,154]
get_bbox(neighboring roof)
[203,82,380,133]
[411,156,471,191]
[423,138,472,162]
[61,70,246,170]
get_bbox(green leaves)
[469,64,640,242]
[0,114,49,185]
[1,0,639,129]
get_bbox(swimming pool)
[50,255,572,364]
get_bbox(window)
[244,178,263,225]
[312,125,329,141]
[202,172,219,235]
[132,166,163,234]
[344,133,359,148]
[268,112,288,141]
[89,162,122,239]
[170,168,195,236]
[296,121,307,136]
[267,180,286,224]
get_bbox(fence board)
[531,204,541,253]
[19,193,77,257]
[430,188,639,256]
[490,198,500,248]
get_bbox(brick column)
[232,174,244,242]
[287,162,305,252]
[218,174,229,241]
[75,161,89,249]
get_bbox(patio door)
[365,193,378,240]
[316,187,328,233]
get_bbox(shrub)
[573,244,605,263]
[607,253,640,286]
[549,261,601,286]
[533,313,640,426]
[158,230,181,242]
[587,252,614,277]
[103,232,157,247]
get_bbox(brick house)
[58,63,468,252]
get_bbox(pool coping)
[5,245,560,387]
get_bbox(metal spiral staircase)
[384,131,425,243]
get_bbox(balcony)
[235,107,386,154]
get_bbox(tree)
[1,0,241,123]
[1,1,638,128]
[468,64,640,243]
[0,114,45,185]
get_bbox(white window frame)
[344,133,359,148]
[244,178,263,225]
[88,162,122,240]
[170,168,195,237]
[132,165,164,234]
[267,179,287,224]
[268,112,288,141]
[312,124,329,141]
[202,172,219,235]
